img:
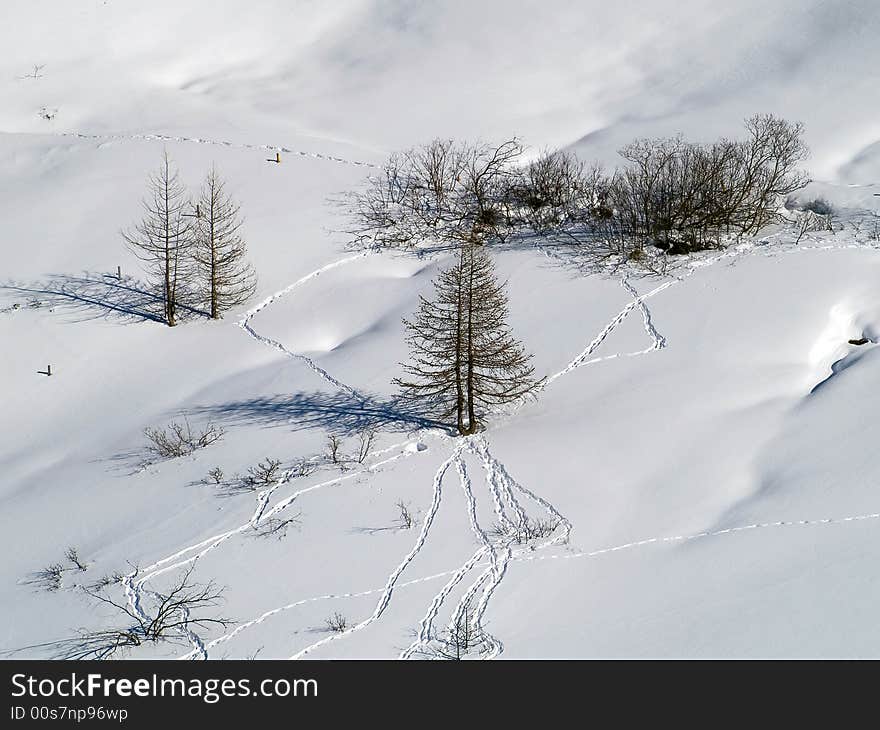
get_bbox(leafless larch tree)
[122,151,193,326]
[193,167,257,319]
[394,242,543,435]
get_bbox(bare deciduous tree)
[510,149,606,233]
[394,243,543,435]
[606,114,810,254]
[122,152,194,326]
[29,566,231,660]
[193,167,257,318]
[346,138,525,250]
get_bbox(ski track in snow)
[55,130,379,168]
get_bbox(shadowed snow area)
[3,1,880,658]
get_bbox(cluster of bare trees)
[123,152,257,326]
[347,114,809,259]
[347,115,808,435]
[608,115,810,254]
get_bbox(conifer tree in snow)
[394,243,542,435]
[122,151,193,326]
[193,168,257,319]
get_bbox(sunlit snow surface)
[3,1,880,658]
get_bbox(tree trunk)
[465,242,477,434]
[454,246,466,435]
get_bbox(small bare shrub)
[47,566,231,659]
[244,458,282,488]
[325,612,347,633]
[220,457,316,497]
[32,563,65,592]
[65,547,88,572]
[356,429,377,464]
[21,64,45,79]
[205,466,224,485]
[326,434,345,468]
[251,513,302,540]
[415,602,490,660]
[326,430,378,469]
[89,572,125,591]
[292,458,318,478]
[396,501,415,529]
[489,517,558,544]
[143,418,224,462]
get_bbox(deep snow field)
[3,0,880,659]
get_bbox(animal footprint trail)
[289,446,463,659]
[179,562,484,660]
[515,510,880,566]
[622,278,666,351]
[121,575,207,660]
[472,435,572,548]
[401,437,571,660]
[126,440,421,651]
[139,444,416,585]
[238,252,371,397]
[171,229,813,659]
[164,250,433,659]
[546,238,766,389]
[60,130,379,169]
[547,279,676,384]
[400,448,502,659]
[183,503,880,659]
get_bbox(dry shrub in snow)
[143,418,224,462]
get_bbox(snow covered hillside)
[3,0,880,658]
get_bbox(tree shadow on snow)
[193,390,449,437]
[0,272,207,324]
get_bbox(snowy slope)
[3,1,880,659]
